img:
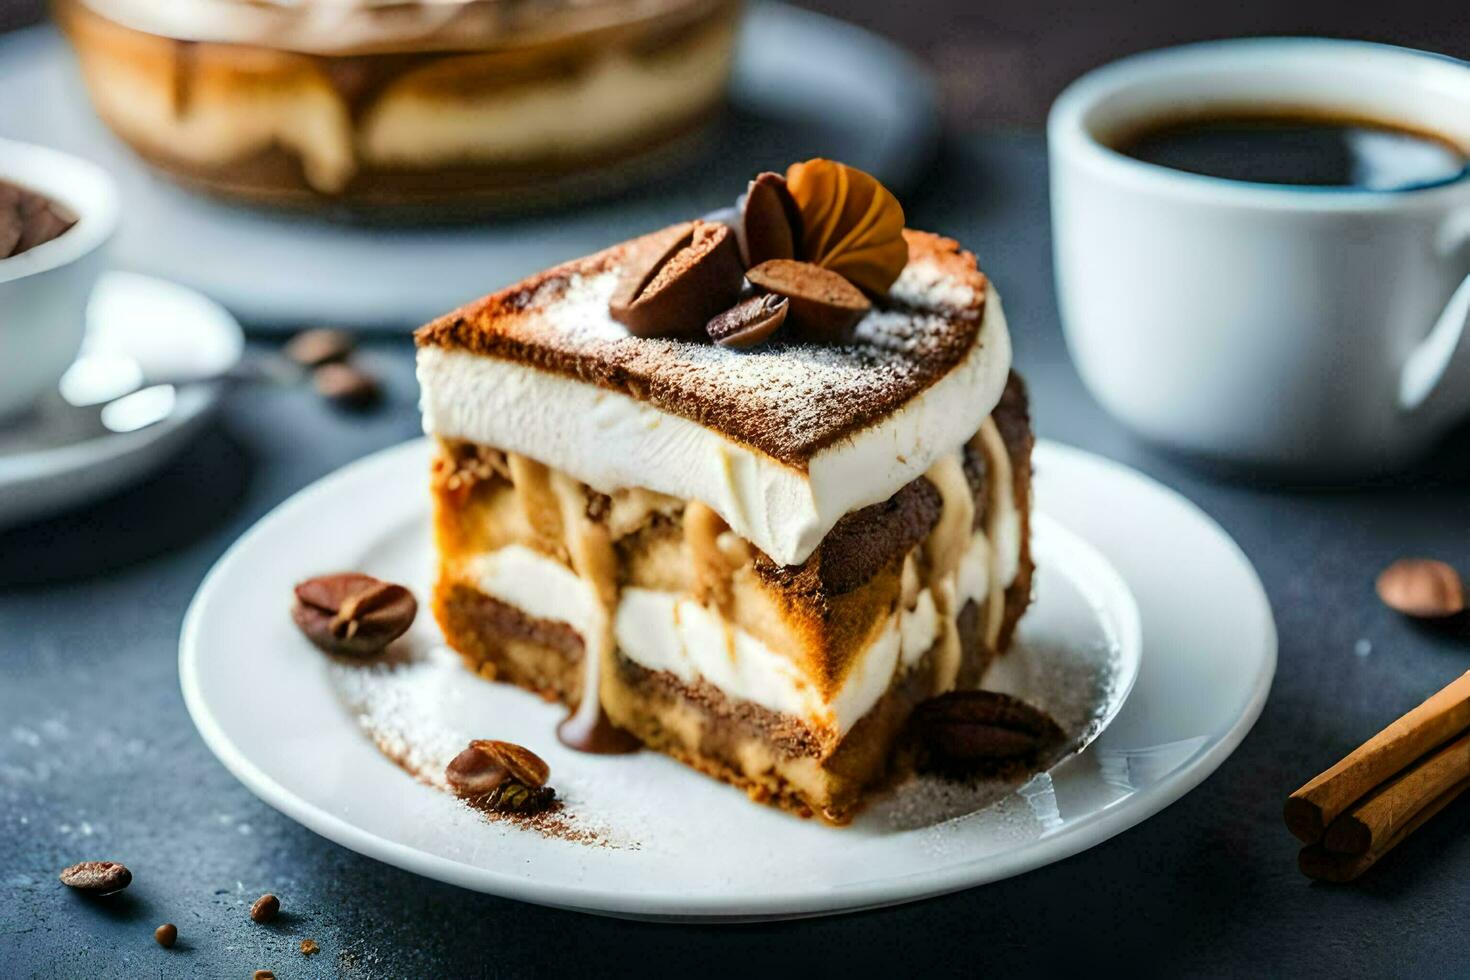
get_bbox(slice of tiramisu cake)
[415,160,1034,823]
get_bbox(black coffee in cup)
[1112,111,1469,190]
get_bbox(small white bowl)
[0,139,119,423]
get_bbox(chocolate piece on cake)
[414,162,1034,823]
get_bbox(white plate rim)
[180,438,1275,919]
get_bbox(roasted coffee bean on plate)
[446,739,557,814]
[447,739,550,790]
[292,573,417,657]
[445,741,514,798]
[909,690,1065,774]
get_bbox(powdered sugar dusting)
[320,558,1125,844]
[889,257,978,310]
[329,646,467,792]
[526,258,989,463]
[328,645,627,847]
[424,230,1001,466]
[865,566,1126,833]
[541,272,627,343]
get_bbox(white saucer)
[180,438,1275,920]
[0,272,243,529]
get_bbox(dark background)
[5,2,1470,978]
[6,0,1470,123]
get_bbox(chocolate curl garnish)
[785,158,908,296]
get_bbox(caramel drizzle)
[915,414,1016,695]
[502,452,635,754]
[507,454,567,561]
[682,501,729,612]
[548,469,626,751]
[170,39,196,119]
[974,417,1015,650]
[496,414,1014,745]
[682,500,745,663]
[919,453,974,694]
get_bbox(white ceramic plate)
[0,272,243,529]
[180,439,1275,921]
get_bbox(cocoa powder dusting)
[415,230,990,468]
[328,645,629,848]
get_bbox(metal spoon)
[58,352,304,433]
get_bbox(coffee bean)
[609,223,696,312]
[154,923,177,948]
[609,221,744,339]
[745,260,870,341]
[707,294,788,349]
[292,573,417,657]
[910,690,1065,772]
[300,938,320,956]
[0,180,76,259]
[58,861,131,895]
[313,362,380,409]
[15,205,75,255]
[284,328,355,368]
[1376,558,1465,618]
[479,740,550,788]
[445,743,511,798]
[738,172,800,267]
[250,893,280,923]
[447,740,552,799]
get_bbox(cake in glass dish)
[414,160,1034,822]
[56,0,742,213]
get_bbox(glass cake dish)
[412,160,1037,823]
[56,0,743,213]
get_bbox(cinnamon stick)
[1284,670,1470,844]
[1299,775,1470,883]
[1322,730,1470,855]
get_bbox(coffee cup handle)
[1399,210,1470,427]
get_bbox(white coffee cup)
[1049,39,1470,475]
[0,139,119,423]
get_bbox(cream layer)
[459,508,1019,736]
[360,30,734,169]
[418,285,1012,567]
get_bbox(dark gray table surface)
[4,132,1470,979]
